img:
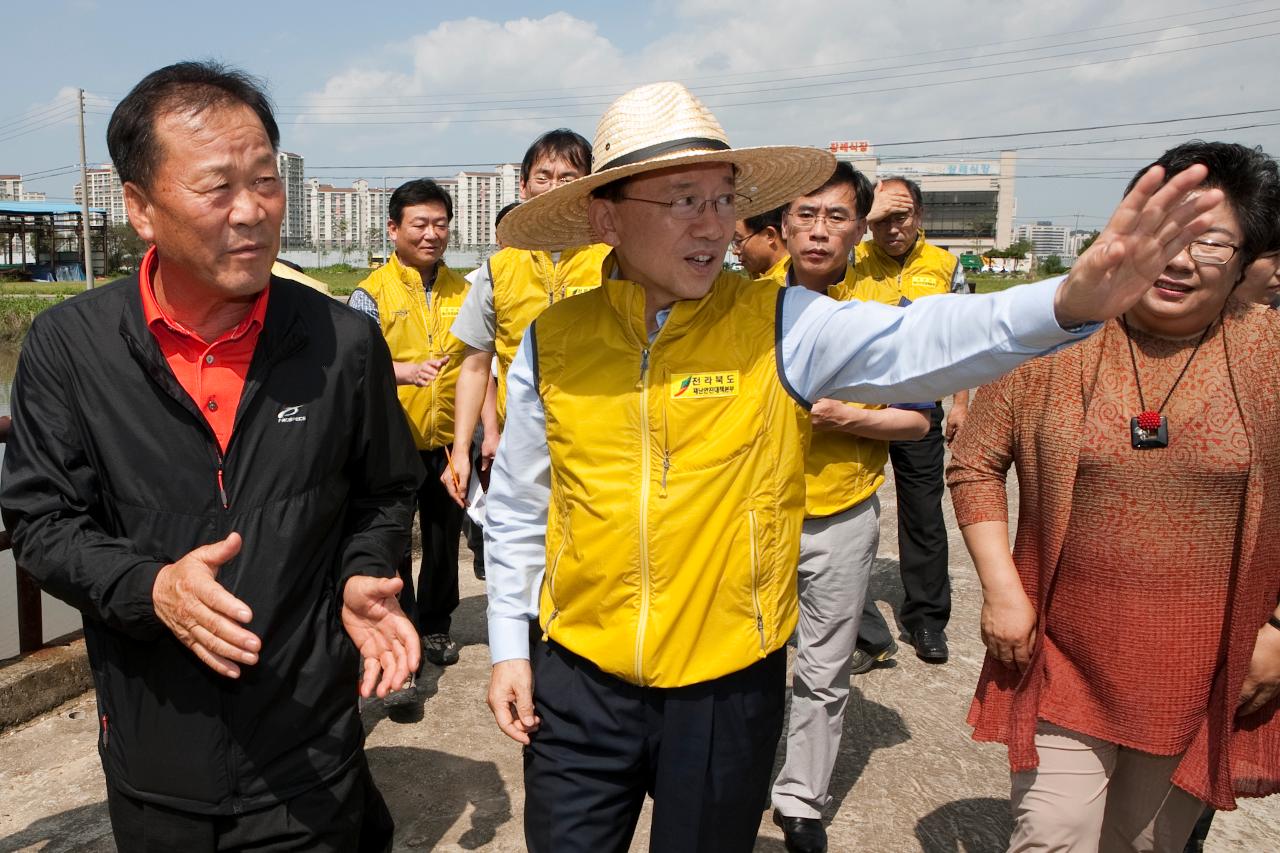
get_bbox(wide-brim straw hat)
[497,82,836,251]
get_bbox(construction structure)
[0,200,107,281]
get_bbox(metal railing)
[0,415,45,655]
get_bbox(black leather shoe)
[907,627,949,662]
[773,810,827,853]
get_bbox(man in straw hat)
[482,81,1221,852]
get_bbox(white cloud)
[293,2,1278,223]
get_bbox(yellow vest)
[754,254,791,285]
[489,243,613,422]
[801,266,906,517]
[358,254,470,450]
[533,271,810,688]
[853,232,959,302]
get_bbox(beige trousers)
[1008,722,1205,853]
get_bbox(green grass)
[0,296,67,342]
[0,281,95,296]
[972,274,1037,294]
[305,264,479,296]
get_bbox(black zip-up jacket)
[0,274,422,814]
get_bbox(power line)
[279,13,1280,114]
[275,29,1278,126]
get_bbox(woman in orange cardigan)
[948,141,1280,852]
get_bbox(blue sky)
[3,0,1277,231]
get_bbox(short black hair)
[389,178,454,224]
[1124,140,1280,270]
[494,201,519,230]
[521,129,592,185]
[107,60,279,189]
[798,161,875,219]
[877,175,924,211]
[744,205,786,234]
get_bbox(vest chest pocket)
[656,368,763,477]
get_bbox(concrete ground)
[2,470,1279,852]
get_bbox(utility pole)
[381,175,388,265]
[77,88,93,289]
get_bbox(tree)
[335,218,350,265]
[1040,254,1067,275]
[1079,230,1101,254]
[105,223,147,273]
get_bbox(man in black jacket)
[0,62,422,852]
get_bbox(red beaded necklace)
[1121,315,1214,449]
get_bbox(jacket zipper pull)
[217,466,229,509]
[100,713,109,746]
[661,450,670,497]
[640,348,650,380]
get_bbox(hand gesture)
[981,586,1038,674]
[809,398,855,432]
[945,404,967,443]
[488,659,541,744]
[866,180,914,224]
[409,356,450,387]
[443,448,471,508]
[341,575,421,699]
[1238,619,1280,717]
[1053,164,1223,327]
[152,532,259,678]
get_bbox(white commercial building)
[830,142,1017,255]
[1015,222,1072,259]
[73,165,128,225]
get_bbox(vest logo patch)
[564,285,595,298]
[671,371,739,399]
[439,305,460,318]
[911,274,942,289]
[393,309,410,318]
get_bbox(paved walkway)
[2,469,1278,851]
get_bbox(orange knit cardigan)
[946,303,1280,810]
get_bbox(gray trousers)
[771,495,881,818]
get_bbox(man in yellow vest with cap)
[445,130,612,505]
[852,176,972,668]
[482,81,1223,852]
[350,178,470,667]
[732,204,789,281]
[768,161,934,853]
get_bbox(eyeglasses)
[786,209,859,232]
[527,174,579,188]
[1184,239,1240,266]
[730,230,760,251]
[620,192,750,221]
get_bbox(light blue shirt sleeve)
[779,276,1095,404]
[484,332,550,663]
[484,275,1096,663]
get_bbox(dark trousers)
[397,447,463,635]
[106,755,393,853]
[859,406,950,649]
[524,637,787,853]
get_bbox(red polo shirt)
[139,246,269,454]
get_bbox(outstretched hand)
[153,532,259,679]
[1053,164,1222,328]
[342,575,420,698]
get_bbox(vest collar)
[598,272,733,349]
[390,251,439,293]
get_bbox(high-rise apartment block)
[277,151,308,249]
[73,165,128,225]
